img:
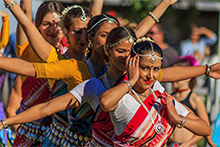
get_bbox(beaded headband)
[132,40,163,64]
[59,5,87,31]
[108,27,135,48]
[87,14,119,33]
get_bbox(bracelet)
[1,118,8,129]
[177,115,186,128]
[149,11,159,23]
[122,81,132,92]
[205,64,210,78]
[5,0,16,8]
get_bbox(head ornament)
[108,27,135,48]
[87,14,119,33]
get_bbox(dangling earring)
[88,42,93,48]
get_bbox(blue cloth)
[180,34,217,56]
[3,34,17,92]
[212,113,220,146]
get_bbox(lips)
[144,80,152,85]
[48,34,58,38]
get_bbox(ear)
[103,45,109,56]
[88,34,93,45]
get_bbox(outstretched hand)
[0,10,8,18]
[126,54,139,85]
[210,63,220,79]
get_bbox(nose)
[50,24,61,33]
[80,30,88,43]
[147,68,153,79]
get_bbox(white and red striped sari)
[111,90,188,147]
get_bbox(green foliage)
[129,0,161,22]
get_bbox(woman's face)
[135,52,162,92]
[66,17,90,53]
[108,40,132,72]
[38,12,63,48]
[90,21,118,55]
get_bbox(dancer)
[167,55,214,147]
[99,39,213,146]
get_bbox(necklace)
[137,92,152,98]
[103,72,111,90]
[132,89,165,135]
[86,59,109,78]
[174,88,190,93]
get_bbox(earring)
[103,45,109,56]
[88,42,93,48]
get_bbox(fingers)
[126,54,131,67]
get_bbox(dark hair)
[87,14,120,37]
[35,1,64,28]
[63,7,92,34]
[106,27,136,46]
[131,40,163,61]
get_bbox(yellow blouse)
[33,59,92,91]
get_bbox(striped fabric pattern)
[113,93,175,147]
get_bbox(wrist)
[160,0,170,7]
[176,115,186,128]
[205,64,210,78]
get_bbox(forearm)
[135,0,170,38]
[89,0,104,16]
[161,65,206,82]
[183,114,211,136]
[5,102,52,126]
[16,0,32,46]
[100,81,134,112]
[0,56,36,77]
[201,27,216,39]
[4,0,51,61]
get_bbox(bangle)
[149,11,159,23]
[5,0,16,8]
[205,64,210,78]
[177,115,186,128]
[1,118,8,129]
[122,81,132,92]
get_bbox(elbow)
[99,96,114,112]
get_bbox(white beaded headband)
[59,5,87,31]
[87,14,119,33]
[108,27,135,48]
[132,40,163,64]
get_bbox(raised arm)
[89,0,104,16]
[0,92,80,129]
[16,0,32,46]
[100,55,139,112]
[3,0,51,61]
[0,10,9,49]
[161,63,220,82]
[134,0,177,38]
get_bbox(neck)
[67,47,85,61]
[105,65,125,87]
[90,50,107,75]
